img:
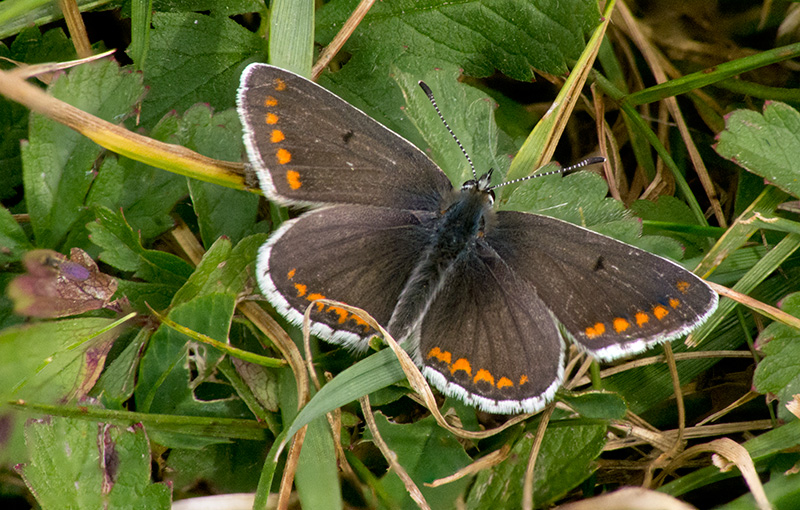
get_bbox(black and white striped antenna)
[418,81,477,180]
[418,81,605,187]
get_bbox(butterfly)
[237,64,718,414]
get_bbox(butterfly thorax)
[387,171,495,348]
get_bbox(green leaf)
[88,206,193,285]
[369,413,472,509]
[393,66,511,186]
[134,293,250,447]
[0,317,121,405]
[716,101,800,199]
[21,59,145,248]
[317,0,598,81]
[712,468,800,510]
[295,416,342,510]
[6,25,76,64]
[560,391,627,420]
[86,105,195,242]
[149,0,264,16]
[181,105,261,247]
[284,348,406,441]
[140,11,267,126]
[660,419,800,497]
[170,234,265,306]
[17,416,171,510]
[95,328,151,409]
[316,0,599,147]
[164,440,268,495]
[467,421,606,508]
[0,203,33,265]
[753,291,800,421]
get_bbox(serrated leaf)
[87,152,186,243]
[369,413,472,509]
[393,67,511,186]
[88,206,193,284]
[753,291,800,421]
[317,0,598,81]
[140,12,267,127]
[716,101,800,199]
[17,417,171,510]
[316,0,599,147]
[21,59,145,249]
[7,26,76,64]
[467,422,606,508]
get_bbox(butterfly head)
[460,169,496,206]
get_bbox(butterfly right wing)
[260,204,435,351]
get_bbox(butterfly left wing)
[415,242,565,414]
[237,64,453,210]
[485,211,718,361]
[260,204,436,351]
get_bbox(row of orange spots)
[427,347,527,391]
[262,79,302,190]
[583,281,692,339]
[286,268,371,332]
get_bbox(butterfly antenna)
[490,156,606,190]
[418,81,477,180]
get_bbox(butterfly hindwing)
[416,241,564,414]
[486,211,718,361]
[260,204,436,350]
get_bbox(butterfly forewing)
[237,64,453,210]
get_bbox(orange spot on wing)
[613,318,630,333]
[286,170,302,190]
[585,322,606,338]
[427,347,452,365]
[274,78,286,91]
[497,377,513,389]
[294,283,307,297]
[519,375,528,386]
[669,298,681,309]
[307,293,325,311]
[327,305,348,323]
[635,311,649,327]
[474,369,495,386]
[677,281,691,293]
[351,315,370,330]
[287,269,296,279]
[265,113,278,125]
[653,305,669,320]
[264,96,278,107]
[276,148,291,165]
[270,130,285,143]
[450,358,471,376]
